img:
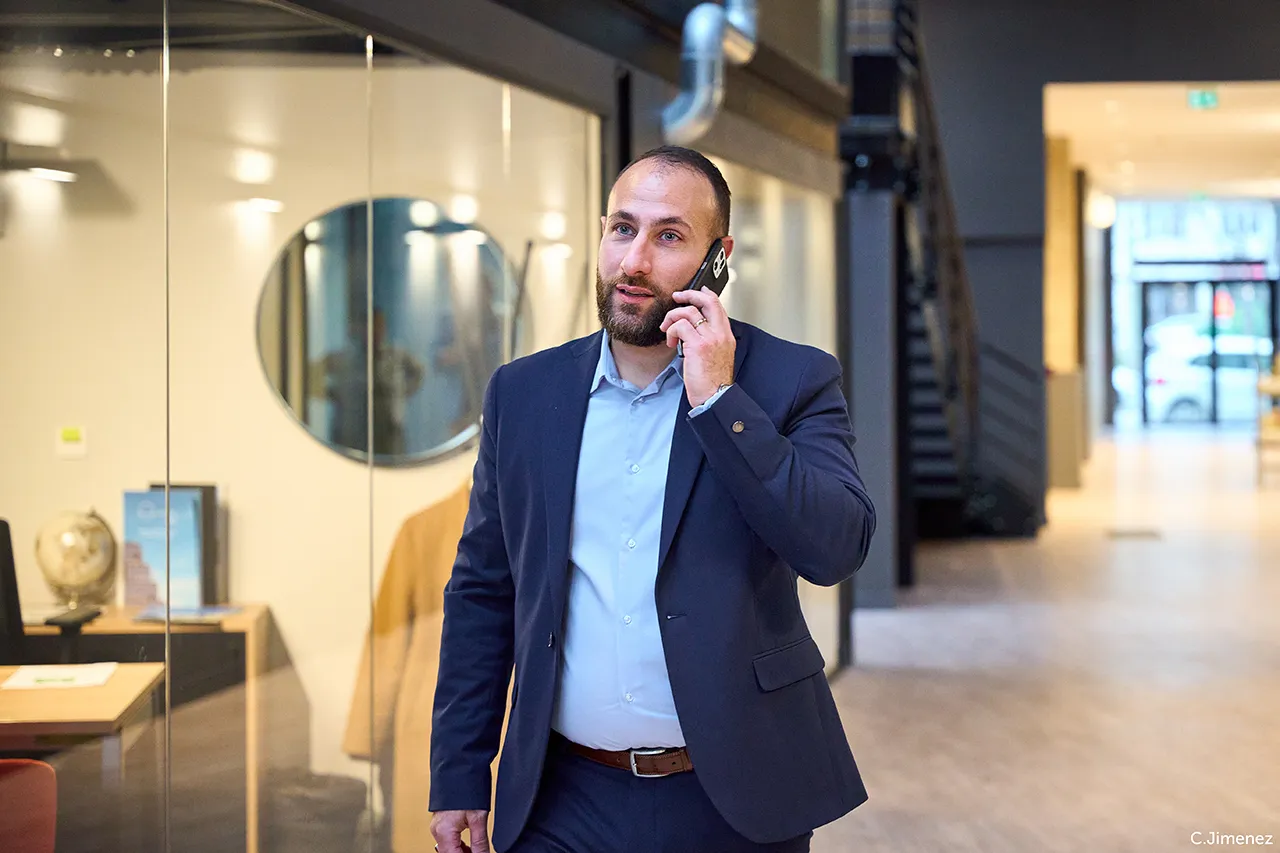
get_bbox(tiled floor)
[817,431,1280,852]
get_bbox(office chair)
[0,758,57,853]
[1,519,25,665]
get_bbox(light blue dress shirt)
[551,331,728,750]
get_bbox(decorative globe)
[35,510,117,608]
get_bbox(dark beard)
[595,269,677,347]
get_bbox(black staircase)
[845,0,1043,546]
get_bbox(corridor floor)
[815,431,1280,852]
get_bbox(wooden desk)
[1,662,166,850]
[24,603,267,644]
[22,604,281,853]
[0,662,164,740]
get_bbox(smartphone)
[685,237,730,297]
[677,238,729,356]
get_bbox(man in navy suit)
[430,146,875,853]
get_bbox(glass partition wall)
[706,157,842,672]
[0,6,170,850]
[0,2,600,851]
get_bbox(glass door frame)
[1136,261,1277,425]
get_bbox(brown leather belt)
[553,732,694,777]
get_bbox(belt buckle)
[628,747,672,778]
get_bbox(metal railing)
[904,8,1042,529]
[912,31,980,486]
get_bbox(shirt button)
[627,538,637,549]
[630,464,640,474]
[623,615,632,625]
[732,420,745,433]
[624,693,634,703]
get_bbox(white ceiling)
[1044,82,1280,199]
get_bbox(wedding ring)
[693,317,708,329]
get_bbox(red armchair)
[0,758,57,853]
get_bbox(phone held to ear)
[677,238,729,357]
[685,237,730,297]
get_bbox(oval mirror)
[256,197,514,466]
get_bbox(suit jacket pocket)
[752,636,825,692]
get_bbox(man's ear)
[720,235,735,260]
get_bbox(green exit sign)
[1188,88,1219,110]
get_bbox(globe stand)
[43,606,102,664]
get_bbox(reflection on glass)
[257,197,512,466]
[0,7,169,852]
[709,157,837,355]
[703,154,841,672]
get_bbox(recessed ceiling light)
[1086,190,1117,229]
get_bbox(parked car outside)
[1140,334,1273,422]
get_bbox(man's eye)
[659,231,680,242]
[614,223,634,236]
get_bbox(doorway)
[1138,267,1276,425]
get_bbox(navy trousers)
[504,739,812,853]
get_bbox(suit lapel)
[543,333,600,631]
[657,325,749,571]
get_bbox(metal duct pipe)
[662,0,758,146]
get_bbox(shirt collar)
[592,329,683,394]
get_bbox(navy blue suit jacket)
[430,320,875,849]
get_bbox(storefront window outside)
[0,2,599,850]
[1110,199,1278,429]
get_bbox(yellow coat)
[342,480,474,852]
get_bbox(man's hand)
[662,286,735,408]
[431,809,491,853]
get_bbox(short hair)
[621,145,731,237]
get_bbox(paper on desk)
[1,662,119,690]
